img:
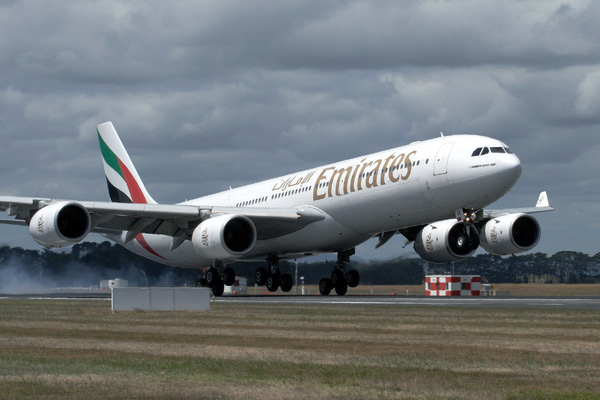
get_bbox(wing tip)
[536,191,550,208]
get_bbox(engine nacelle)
[192,214,256,260]
[480,213,540,255]
[414,219,478,263]
[29,201,91,248]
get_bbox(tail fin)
[97,122,157,204]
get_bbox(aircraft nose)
[502,154,522,186]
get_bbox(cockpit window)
[504,147,513,154]
[490,147,505,153]
[471,148,482,157]
[481,147,489,155]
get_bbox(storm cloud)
[0,1,599,259]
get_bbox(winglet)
[97,122,157,205]
[536,191,550,208]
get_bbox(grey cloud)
[0,0,599,257]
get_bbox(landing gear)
[255,267,268,285]
[318,248,359,296]
[203,262,236,297]
[254,255,294,293]
[456,208,481,253]
[319,278,332,296]
[223,267,236,286]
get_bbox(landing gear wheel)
[223,268,236,286]
[331,269,344,286]
[319,278,332,296]
[469,231,480,249]
[266,275,279,292]
[335,280,348,296]
[195,278,206,287]
[255,267,268,285]
[211,280,224,296]
[206,267,219,287]
[455,232,469,251]
[347,269,359,288]
[280,274,293,293]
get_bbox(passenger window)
[472,148,482,157]
[481,147,489,155]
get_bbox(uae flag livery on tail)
[97,122,156,205]
[97,122,164,259]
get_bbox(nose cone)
[501,154,522,189]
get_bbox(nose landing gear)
[455,208,481,253]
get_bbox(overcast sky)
[0,0,599,260]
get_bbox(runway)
[2,292,599,310]
[215,295,600,310]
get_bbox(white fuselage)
[114,134,522,268]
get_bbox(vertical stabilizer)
[97,122,157,204]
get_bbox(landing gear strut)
[455,208,481,252]
[319,248,359,296]
[254,255,294,293]
[197,261,238,297]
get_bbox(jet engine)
[29,201,91,248]
[414,219,479,263]
[480,213,540,255]
[191,214,257,260]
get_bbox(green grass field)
[1,299,599,399]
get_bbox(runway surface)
[214,295,600,310]
[1,292,599,310]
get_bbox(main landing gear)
[195,261,237,297]
[254,256,294,293]
[318,248,359,296]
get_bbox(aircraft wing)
[482,191,554,219]
[0,196,325,244]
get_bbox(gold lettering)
[329,166,353,197]
[389,154,405,183]
[350,158,365,192]
[313,167,334,201]
[381,153,396,186]
[358,161,372,191]
[365,159,382,188]
[402,151,417,180]
[302,171,316,185]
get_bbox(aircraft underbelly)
[250,215,369,256]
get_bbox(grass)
[0,299,599,399]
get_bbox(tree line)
[1,242,599,290]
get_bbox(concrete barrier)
[111,287,210,312]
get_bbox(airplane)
[0,122,553,296]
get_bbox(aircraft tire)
[331,269,344,286]
[280,274,293,292]
[266,274,279,292]
[255,267,268,285]
[335,280,348,296]
[470,231,480,250]
[223,267,236,286]
[319,278,332,296]
[206,267,219,287]
[211,280,224,296]
[347,269,359,288]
